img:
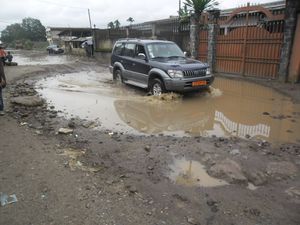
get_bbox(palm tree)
[114,20,121,29]
[183,0,218,59]
[127,17,134,26]
[107,22,115,29]
[178,4,189,23]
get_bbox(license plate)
[192,80,207,86]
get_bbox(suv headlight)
[168,70,184,78]
[206,67,211,75]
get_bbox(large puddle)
[36,71,300,144]
[8,50,74,65]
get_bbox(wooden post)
[241,3,250,76]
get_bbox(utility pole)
[87,8,95,56]
[88,8,92,29]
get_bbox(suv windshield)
[146,43,184,59]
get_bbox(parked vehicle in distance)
[109,39,214,95]
[46,44,64,54]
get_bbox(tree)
[0,17,46,43]
[107,22,115,29]
[21,17,46,41]
[1,23,25,43]
[126,17,134,26]
[178,4,190,23]
[183,0,218,58]
[114,20,121,29]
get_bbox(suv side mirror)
[137,53,146,60]
[184,51,191,58]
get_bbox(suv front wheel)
[113,69,123,84]
[150,78,165,96]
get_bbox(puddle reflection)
[168,158,228,187]
[36,71,300,144]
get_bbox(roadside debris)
[60,148,102,173]
[58,128,74,134]
[209,158,247,184]
[0,193,18,206]
[285,187,300,198]
[144,145,151,152]
[10,96,44,107]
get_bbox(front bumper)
[164,75,215,92]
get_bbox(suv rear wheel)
[150,78,165,96]
[113,69,123,84]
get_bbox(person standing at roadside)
[0,46,7,64]
[6,51,13,63]
[0,61,7,115]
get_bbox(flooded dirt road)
[36,70,300,144]
[2,51,300,225]
[9,50,75,65]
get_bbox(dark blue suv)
[109,39,214,95]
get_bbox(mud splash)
[168,157,228,187]
[36,71,300,144]
[145,92,182,103]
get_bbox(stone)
[285,187,300,197]
[144,145,151,152]
[245,171,267,186]
[58,128,74,134]
[11,96,44,107]
[230,149,241,156]
[126,185,137,194]
[187,216,200,225]
[68,120,76,128]
[82,121,95,128]
[209,158,247,184]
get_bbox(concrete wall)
[278,0,300,82]
[94,52,111,65]
[288,13,300,82]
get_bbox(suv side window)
[135,44,146,58]
[113,42,123,55]
[123,43,136,57]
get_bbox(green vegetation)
[181,0,218,58]
[1,17,46,49]
[114,20,121,29]
[127,17,134,26]
[107,19,121,29]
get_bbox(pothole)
[168,157,228,187]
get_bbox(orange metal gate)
[198,3,285,79]
[198,28,208,63]
[216,26,283,78]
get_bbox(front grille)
[183,69,206,78]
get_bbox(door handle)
[132,63,136,66]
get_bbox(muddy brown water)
[168,156,228,187]
[9,50,74,65]
[36,71,300,144]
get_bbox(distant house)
[46,27,92,48]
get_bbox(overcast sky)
[0,0,278,32]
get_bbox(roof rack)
[117,38,141,41]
